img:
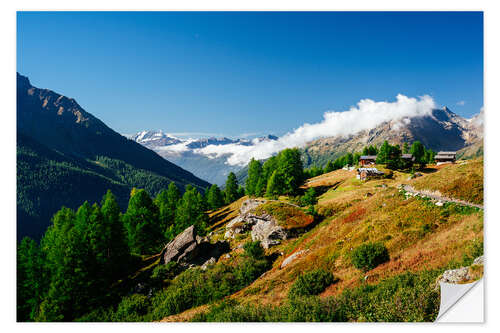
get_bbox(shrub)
[150,261,179,285]
[112,294,151,322]
[243,241,265,260]
[149,254,270,320]
[351,242,390,271]
[299,188,317,207]
[196,269,442,322]
[288,269,334,299]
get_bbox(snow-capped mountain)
[128,131,278,185]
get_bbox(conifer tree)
[100,190,130,278]
[245,158,262,196]
[276,148,303,195]
[206,184,225,210]
[175,186,208,235]
[410,141,426,168]
[17,237,45,321]
[224,172,239,204]
[266,170,283,198]
[123,189,161,254]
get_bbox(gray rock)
[162,225,196,264]
[201,257,217,271]
[225,198,288,249]
[161,225,229,267]
[438,267,470,284]
[251,217,287,249]
[280,249,309,269]
[225,199,269,239]
[472,255,484,266]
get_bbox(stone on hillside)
[162,225,196,264]
[225,199,268,239]
[224,198,289,248]
[200,257,216,271]
[439,267,470,284]
[161,225,229,267]
[473,255,484,266]
[251,217,287,249]
[280,249,309,269]
[435,201,444,207]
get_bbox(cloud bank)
[195,94,436,166]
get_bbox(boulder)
[161,225,230,267]
[162,225,196,264]
[200,257,217,271]
[473,255,484,266]
[280,249,309,269]
[225,199,268,239]
[224,198,288,248]
[251,216,287,249]
[438,267,470,284]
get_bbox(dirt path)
[402,184,484,210]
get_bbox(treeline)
[303,141,436,178]
[245,148,304,198]
[16,180,220,322]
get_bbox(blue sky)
[17,11,483,137]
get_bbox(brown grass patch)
[412,159,483,204]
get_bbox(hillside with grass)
[156,158,483,322]
[17,145,483,322]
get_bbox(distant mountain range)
[17,73,210,241]
[132,107,483,187]
[128,131,278,185]
[302,107,483,167]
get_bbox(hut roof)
[360,155,377,160]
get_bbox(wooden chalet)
[356,168,385,181]
[434,151,456,165]
[359,155,377,166]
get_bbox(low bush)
[150,261,179,285]
[243,241,265,260]
[195,269,441,322]
[299,188,318,207]
[149,254,270,320]
[113,294,151,322]
[288,268,334,299]
[351,242,390,271]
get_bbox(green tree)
[245,158,262,196]
[324,160,335,173]
[206,184,225,210]
[123,189,161,254]
[403,142,410,154]
[224,172,239,204]
[100,190,130,279]
[38,206,92,321]
[376,141,390,164]
[175,186,208,236]
[425,148,436,164]
[17,237,46,321]
[410,141,426,168]
[276,148,304,195]
[265,170,283,198]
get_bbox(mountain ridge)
[17,73,210,240]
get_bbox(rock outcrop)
[280,249,309,269]
[224,199,288,249]
[161,225,229,267]
[251,216,287,249]
[435,255,484,288]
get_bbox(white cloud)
[468,106,484,127]
[456,100,466,106]
[195,94,436,166]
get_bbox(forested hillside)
[17,73,210,240]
